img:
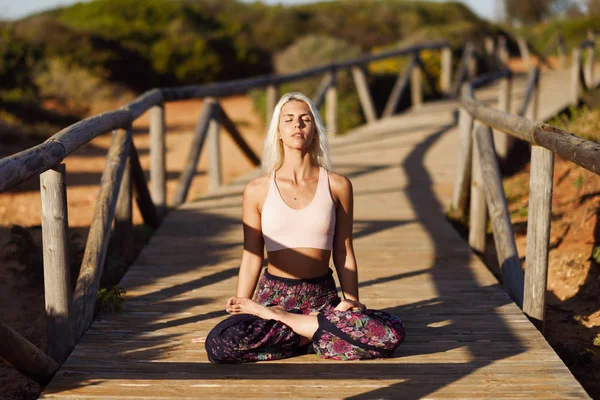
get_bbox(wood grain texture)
[71,128,132,343]
[40,164,74,365]
[150,104,166,217]
[523,146,555,325]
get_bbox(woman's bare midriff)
[266,248,332,279]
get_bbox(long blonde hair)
[261,92,332,175]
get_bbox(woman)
[202,92,404,363]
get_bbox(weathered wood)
[0,319,59,384]
[451,84,474,218]
[494,74,513,159]
[441,46,452,96]
[461,97,539,143]
[172,99,216,206]
[130,144,159,229]
[468,122,488,254]
[311,73,332,110]
[351,66,377,123]
[523,146,554,327]
[462,96,600,175]
[526,69,540,122]
[410,60,423,109]
[72,127,132,343]
[532,124,600,175]
[470,69,511,89]
[517,67,540,118]
[219,106,260,166]
[451,42,474,96]
[475,125,524,308]
[40,164,73,365]
[484,36,496,70]
[120,89,163,120]
[585,30,595,87]
[114,154,134,264]
[497,36,509,68]
[150,104,166,217]
[160,41,450,102]
[571,48,582,105]
[517,37,531,68]
[382,56,415,118]
[266,85,277,125]
[208,104,222,192]
[326,71,338,137]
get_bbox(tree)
[504,0,584,24]
[0,26,42,96]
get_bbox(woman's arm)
[331,174,359,302]
[235,179,266,298]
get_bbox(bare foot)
[335,299,366,312]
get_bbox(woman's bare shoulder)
[327,171,353,200]
[243,174,271,203]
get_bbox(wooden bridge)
[1,38,598,399]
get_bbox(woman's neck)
[278,151,318,182]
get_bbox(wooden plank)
[208,103,222,192]
[382,56,415,118]
[326,71,338,137]
[114,154,134,263]
[71,127,132,343]
[523,146,554,327]
[474,125,524,308]
[468,122,488,254]
[351,66,377,123]
[172,98,216,206]
[451,83,474,218]
[130,144,160,229]
[40,164,74,365]
[219,106,260,166]
[150,103,166,217]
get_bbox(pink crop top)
[261,167,336,252]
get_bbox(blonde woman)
[203,92,404,362]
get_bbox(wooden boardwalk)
[41,67,590,399]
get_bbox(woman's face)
[278,100,316,151]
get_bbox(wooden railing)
[452,36,599,329]
[0,40,459,384]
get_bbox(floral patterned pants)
[204,269,405,363]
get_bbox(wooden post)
[72,127,132,343]
[526,68,540,121]
[326,69,338,137]
[585,30,596,88]
[208,102,222,192]
[475,125,524,308]
[130,145,159,229]
[410,58,423,109]
[498,36,509,69]
[451,83,474,218]
[219,106,261,166]
[0,319,59,384]
[172,98,216,206]
[523,146,555,328]
[571,48,582,106]
[517,37,531,68]
[441,46,452,96]
[266,85,278,125]
[469,121,488,254]
[495,73,513,159]
[114,151,134,264]
[484,36,496,70]
[40,164,73,364]
[557,34,566,70]
[351,66,377,123]
[467,47,477,79]
[311,73,332,110]
[150,104,166,218]
[383,56,415,118]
